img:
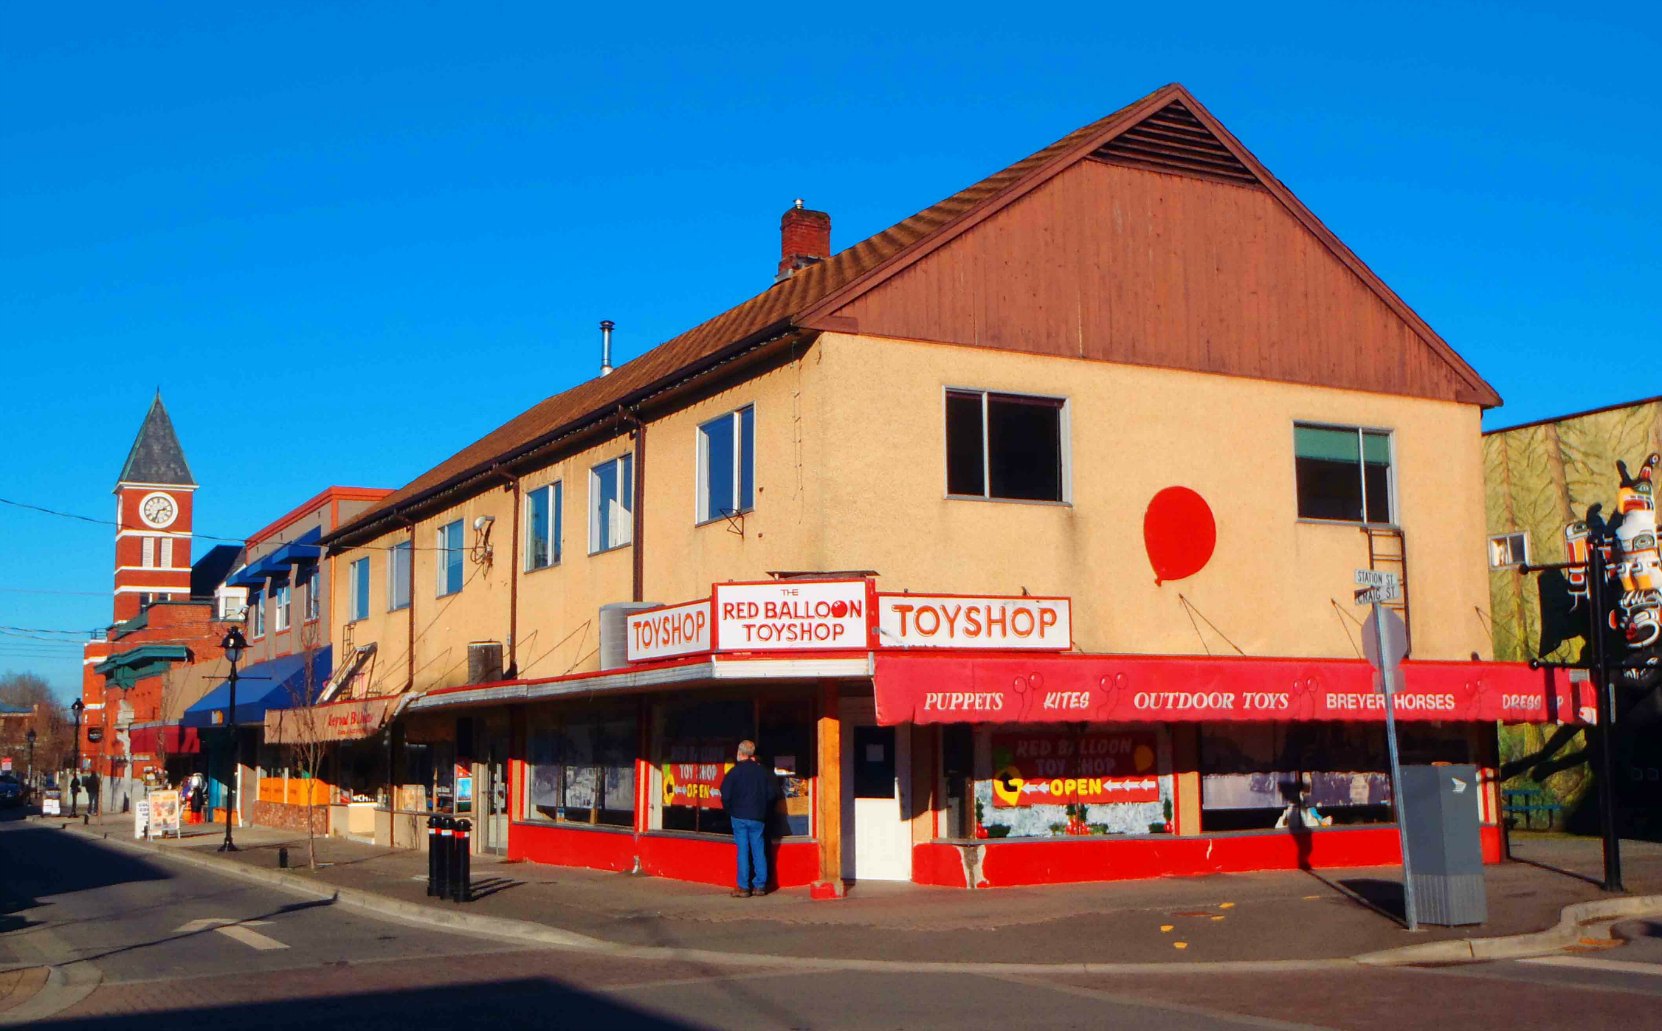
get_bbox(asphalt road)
[2,812,1659,1030]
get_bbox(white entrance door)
[840,699,911,882]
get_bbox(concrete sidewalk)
[55,814,1662,966]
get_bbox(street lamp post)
[25,728,36,796]
[70,698,84,816]
[219,627,248,853]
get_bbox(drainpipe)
[400,517,417,695]
[503,469,521,678]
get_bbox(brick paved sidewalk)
[62,814,1662,965]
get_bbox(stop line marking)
[174,918,289,951]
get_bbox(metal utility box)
[1399,764,1487,926]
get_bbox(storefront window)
[522,700,636,828]
[971,725,1170,839]
[1200,722,1403,830]
[650,689,814,838]
[395,739,456,813]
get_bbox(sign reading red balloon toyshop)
[989,731,1160,807]
[714,580,871,651]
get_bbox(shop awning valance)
[181,647,332,728]
[227,530,323,587]
[265,694,397,745]
[872,653,1593,727]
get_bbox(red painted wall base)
[507,822,819,889]
[916,825,1504,889]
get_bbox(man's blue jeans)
[732,817,767,891]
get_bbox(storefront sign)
[714,580,870,651]
[874,654,1598,726]
[989,731,1159,807]
[626,599,712,661]
[877,595,1071,650]
[265,696,396,744]
[661,760,731,808]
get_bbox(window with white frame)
[437,520,464,596]
[304,570,321,622]
[388,541,412,611]
[250,590,266,637]
[273,583,291,632]
[1294,424,1394,524]
[589,454,633,554]
[697,406,755,523]
[1488,532,1529,569]
[350,558,370,622]
[945,389,1068,502]
[525,482,562,571]
[160,537,174,568]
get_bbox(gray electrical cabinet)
[1399,764,1487,926]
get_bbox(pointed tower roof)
[118,393,196,486]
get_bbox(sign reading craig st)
[715,580,869,650]
[878,595,1070,650]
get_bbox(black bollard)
[425,816,440,896]
[452,819,471,902]
[278,846,289,869]
[434,816,453,900]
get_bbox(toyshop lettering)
[989,732,1160,807]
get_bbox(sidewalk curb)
[1353,895,1662,966]
[61,823,1656,974]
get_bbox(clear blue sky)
[2,3,1657,699]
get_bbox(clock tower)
[110,393,197,622]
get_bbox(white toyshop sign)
[625,581,1073,662]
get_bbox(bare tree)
[0,673,72,787]
[284,625,330,869]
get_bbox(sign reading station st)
[624,580,1075,662]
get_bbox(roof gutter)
[323,320,808,550]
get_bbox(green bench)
[1502,788,1563,831]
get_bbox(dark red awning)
[874,653,1593,727]
[126,724,202,756]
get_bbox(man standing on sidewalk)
[87,771,100,816]
[68,773,81,817]
[718,740,780,898]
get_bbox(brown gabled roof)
[329,83,1498,546]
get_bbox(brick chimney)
[776,199,831,282]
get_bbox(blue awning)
[181,646,332,728]
[224,530,323,588]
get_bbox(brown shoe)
[729,888,752,898]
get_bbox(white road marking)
[173,918,288,951]
[1520,955,1662,977]
[214,924,288,951]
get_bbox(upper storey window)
[590,454,634,554]
[697,406,755,524]
[1294,424,1394,524]
[946,389,1068,502]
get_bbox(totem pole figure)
[1610,454,1660,649]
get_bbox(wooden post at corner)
[813,680,843,898]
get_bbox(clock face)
[139,492,178,529]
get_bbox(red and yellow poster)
[989,731,1158,807]
[661,760,732,808]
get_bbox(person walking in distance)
[719,740,780,898]
[68,773,81,817]
[86,770,101,816]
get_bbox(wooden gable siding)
[822,159,1482,405]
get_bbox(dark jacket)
[719,759,780,823]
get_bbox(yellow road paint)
[1173,942,1189,950]
[1218,902,1235,909]
[1160,924,1174,932]
[1211,915,1225,921]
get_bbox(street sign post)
[1357,569,1417,931]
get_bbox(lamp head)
[26,728,36,743]
[71,698,84,715]
[220,626,249,664]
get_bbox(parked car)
[0,774,23,807]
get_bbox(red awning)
[127,724,202,756]
[873,653,1593,726]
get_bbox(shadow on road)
[0,824,173,932]
[37,978,696,1030]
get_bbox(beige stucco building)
[303,84,1572,890]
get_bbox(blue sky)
[2,3,1657,699]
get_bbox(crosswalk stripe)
[214,924,288,951]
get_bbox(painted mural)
[1484,398,1662,834]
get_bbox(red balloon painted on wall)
[1144,487,1217,585]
